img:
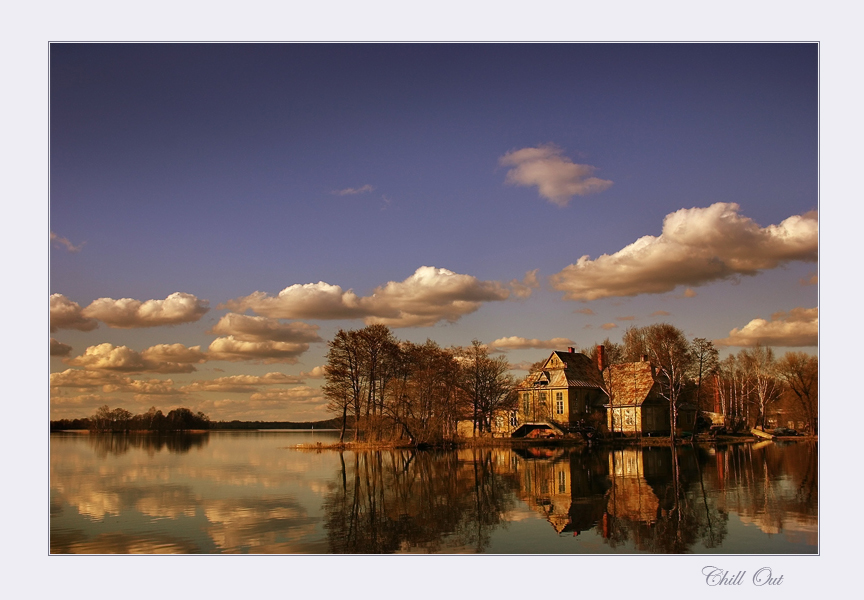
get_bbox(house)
[605,356,671,436]
[509,347,608,437]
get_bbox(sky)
[49,43,818,422]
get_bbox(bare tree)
[323,329,365,442]
[741,344,781,430]
[458,340,515,435]
[777,351,818,433]
[643,323,694,444]
[690,337,719,410]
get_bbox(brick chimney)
[596,345,606,371]
[568,346,575,353]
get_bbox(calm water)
[50,431,817,554]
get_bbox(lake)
[50,431,817,554]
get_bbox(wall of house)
[608,406,642,435]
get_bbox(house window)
[539,391,547,405]
[625,412,635,426]
[556,400,564,415]
[523,393,530,413]
[510,412,518,427]
[558,470,566,493]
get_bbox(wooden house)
[605,357,671,436]
[511,348,608,436]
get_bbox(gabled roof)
[607,361,658,406]
[522,351,606,390]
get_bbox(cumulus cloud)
[617,316,636,321]
[181,373,305,394]
[651,310,671,317]
[334,184,374,196]
[51,231,84,252]
[65,343,199,373]
[300,365,327,378]
[140,343,207,364]
[800,273,818,286]
[82,292,209,328]
[500,144,613,207]
[550,203,818,301]
[249,386,325,404]
[715,307,818,347]
[224,266,510,328]
[209,313,322,343]
[207,336,309,364]
[682,288,698,298]
[489,336,575,352]
[107,378,183,397]
[509,269,540,299]
[50,294,99,333]
[50,368,126,390]
[50,338,73,357]
[600,323,618,330]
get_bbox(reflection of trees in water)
[323,449,520,553]
[600,446,729,552]
[711,441,817,539]
[88,433,209,457]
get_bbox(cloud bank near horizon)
[550,203,817,301]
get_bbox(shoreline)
[290,434,817,451]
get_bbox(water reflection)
[323,449,520,553]
[50,432,817,554]
[81,432,210,457]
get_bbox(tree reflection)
[87,432,209,457]
[598,446,730,552]
[323,449,520,553]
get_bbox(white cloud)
[82,292,209,328]
[65,343,199,373]
[334,184,374,195]
[224,266,510,328]
[510,269,540,299]
[50,294,99,333]
[207,336,309,364]
[181,373,305,393]
[489,336,575,351]
[500,145,612,207]
[140,343,207,364]
[50,231,84,252]
[50,338,73,357]
[715,307,818,347]
[209,313,322,343]
[300,365,327,378]
[249,387,324,404]
[550,203,818,300]
[50,368,126,390]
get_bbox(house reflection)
[604,448,669,527]
[515,448,610,535]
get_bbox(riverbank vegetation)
[320,323,817,446]
[51,405,211,432]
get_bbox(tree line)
[323,324,515,444]
[50,405,211,432]
[588,324,818,437]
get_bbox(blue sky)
[49,43,818,421]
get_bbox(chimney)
[641,354,648,362]
[568,347,575,353]
[596,345,606,371]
